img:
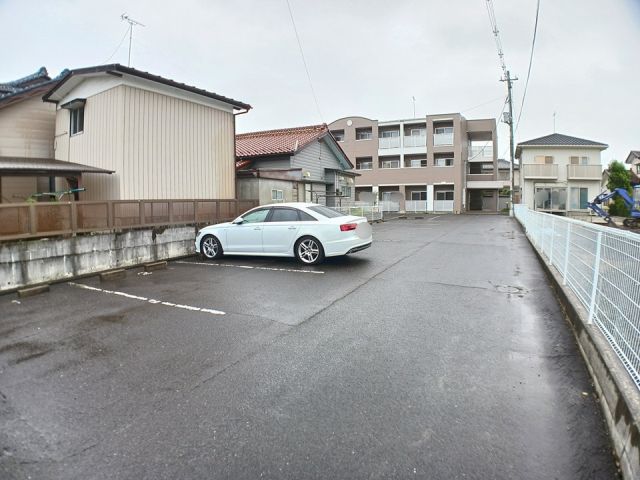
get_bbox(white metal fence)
[333,204,383,222]
[514,204,640,389]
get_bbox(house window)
[380,159,400,169]
[355,128,373,140]
[435,191,454,201]
[570,187,589,209]
[535,155,554,164]
[331,130,345,142]
[434,127,453,135]
[570,156,589,165]
[271,189,284,202]
[70,107,84,135]
[434,157,454,167]
[534,187,567,210]
[356,157,373,170]
[411,191,427,201]
[341,186,352,198]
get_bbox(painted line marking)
[177,260,324,275]
[68,282,225,315]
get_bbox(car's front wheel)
[201,235,223,260]
[295,236,324,265]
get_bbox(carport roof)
[0,157,114,175]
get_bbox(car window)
[308,205,346,218]
[269,208,299,222]
[298,210,317,221]
[242,208,270,223]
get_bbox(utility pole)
[121,14,145,67]
[501,70,518,217]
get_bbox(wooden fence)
[0,199,259,241]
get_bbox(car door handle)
[254,227,262,230]
[287,226,297,230]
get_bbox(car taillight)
[340,223,357,232]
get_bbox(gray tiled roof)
[517,133,607,148]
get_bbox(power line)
[101,27,130,64]
[485,0,507,77]
[514,0,541,133]
[285,0,323,122]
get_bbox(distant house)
[0,67,112,202]
[42,64,251,201]
[516,133,608,214]
[235,124,356,206]
[625,151,640,185]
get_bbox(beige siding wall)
[56,84,236,201]
[0,96,56,158]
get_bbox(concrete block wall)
[0,226,197,292]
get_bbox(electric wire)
[101,26,130,65]
[285,0,324,122]
[514,0,541,133]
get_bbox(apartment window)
[570,187,589,209]
[411,191,427,201]
[535,155,554,164]
[380,130,399,138]
[434,157,454,167]
[356,157,373,170]
[70,107,84,135]
[434,127,454,135]
[406,158,427,168]
[271,189,284,202]
[356,127,373,140]
[380,159,400,169]
[341,186,352,198]
[435,191,454,201]
[409,128,426,136]
[570,156,589,165]
[331,130,345,142]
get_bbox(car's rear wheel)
[201,235,223,260]
[295,236,324,265]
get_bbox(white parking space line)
[68,282,226,316]
[177,260,325,275]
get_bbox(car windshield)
[308,205,346,218]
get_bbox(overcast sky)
[2,0,638,164]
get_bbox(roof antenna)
[553,111,556,133]
[121,13,145,67]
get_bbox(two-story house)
[0,67,113,203]
[328,114,504,213]
[235,124,356,206]
[42,64,251,201]
[516,133,608,214]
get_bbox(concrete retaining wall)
[523,226,640,480]
[0,226,197,292]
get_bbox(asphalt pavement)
[0,214,617,479]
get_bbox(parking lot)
[0,215,617,479]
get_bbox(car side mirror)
[232,217,244,224]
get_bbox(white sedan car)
[195,203,372,265]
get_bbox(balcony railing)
[433,133,454,146]
[379,136,400,149]
[567,164,602,180]
[434,200,454,212]
[405,200,427,212]
[522,164,559,179]
[403,135,426,147]
[469,145,493,160]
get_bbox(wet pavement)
[0,215,617,479]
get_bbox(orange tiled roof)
[236,124,328,159]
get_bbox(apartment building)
[328,114,504,213]
[516,133,608,214]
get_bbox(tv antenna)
[121,13,145,67]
